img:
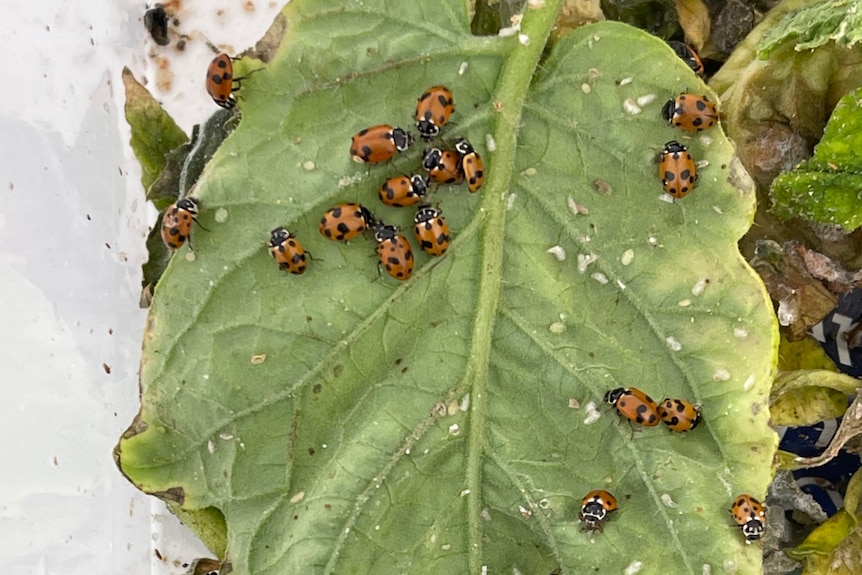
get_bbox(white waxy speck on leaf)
[714,369,731,381]
[547,245,566,261]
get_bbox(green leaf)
[777,332,838,372]
[708,0,862,199]
[116,1,777,573]
[759,0,862,58]
[146,109,237,211]
[770,369,856,426]
[770,385,848,426]
[140,110,240,299]
[788,510,856,562]
[771,85,862,231]
[122,67,188,191]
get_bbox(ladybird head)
[269,226,291,247]
[373,222,398,244]
[414,204,439,224]
[603,388,625,406]
[454,137,475,156]
[661,99,677,123]
[410,174,430,195]
[422,148,444,171]
[742,519,764,543]
[416,119,440,140]
[215,95,237,110]
[176,197,199,215]
[358,204,376,229]
[663,140,686,154]
[392,127,414,152]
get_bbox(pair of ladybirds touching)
[657,94,717,199]
[349,85,455,164]
[603,386,701,433]
[422,137,485,193]
[309,203,406,281]
[654,41,718,199]
[373,204,452,277]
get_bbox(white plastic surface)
[0,1,282,573]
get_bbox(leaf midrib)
[463,1,568,573]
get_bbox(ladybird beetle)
[319,203,375,241]
[730,494,766,544]
[161,197,200,250]
[662,93,718,132]
[268,227,308,275]
[206,53,240,109]
[658,140,698,199]
[453,137,485,193]
[413,205,450,257]
[658,398,702,432]
[414,85,455,140]
[379,174,429,207]
[349,124,413,164]
[578,490,618,533]
[603,387,660,427]
[668,41,705,76]
[374,223,414,281]
[422,148,463,185]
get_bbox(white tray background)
[0,2,284,574]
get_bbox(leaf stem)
[466,1,566,572]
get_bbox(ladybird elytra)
[453,137,485,193]
[350,124,413,164]
[379,174,429,207]
[730,494,766,544]
[658,397,702,432]
[318,203,375,241]
[206,53,237,109]
[603,387,660,427]
[578,489,618,532]
[414,85,455,140]
[422,148,463,184]
[662,93,718,132]
[160,197,200,250]
[658,140,698,199]
[373,222,414,281]
[413,205,450,256]
[268,226,308,275]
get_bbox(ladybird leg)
[191,215,210,232]
[626,419,641,439]
[423,180,440,202]
[231,67,264,89]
